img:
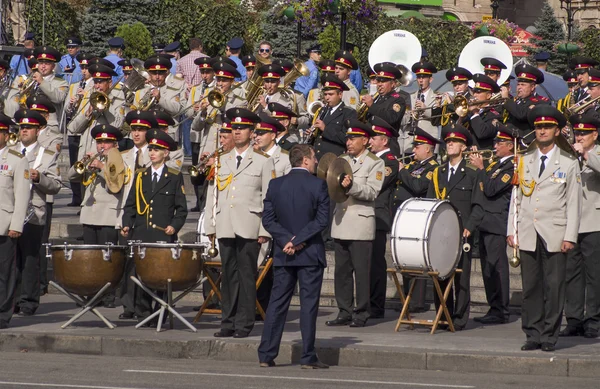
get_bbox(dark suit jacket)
[122,166,188,243]
[471,158,514,235]
[374,150,399,231]
[315,103,357,160]
[262,168,330,267]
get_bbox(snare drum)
[390,198,462,280]
[48,244,127,296]
[129,242,205,291]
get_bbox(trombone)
[463,149,495,163]
[429,94,507,119]
[566,95,600,117]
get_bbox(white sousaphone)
[458,36,514,88]
[368,29,422,87]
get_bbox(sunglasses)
[259,48,270,53]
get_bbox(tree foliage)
[577,27,600,64]
[115,22,154,60]
[260,7,317,60]
[527,0,568,73]
[24,0,82,50]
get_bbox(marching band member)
[325,119,384,328]
[561,114,600,339]
[570,56,598,104]
[481,57,507,85]
[152,110,184,172]
[268,102,298,151]
[274,59,310,141]
[445,66,473,100]
[575,68,600,117]
[557,70,579,114]
[133,55,186,142]
[306,59,335,108]
[427,123,482,330]
[4,53,35,118]
[468,124,517,325]
[30,46,69,126]
[117,59,133,80]
[409,61,439,141]
[463,74,502,150]
[507,106,581,352]
[367,116,399,319]
[393,128,440,312]
[193,61,245,157]
[501,64,549,140]
[333,50,360,110]
[0,60,12,106]
[11,109,61,317]
[240,55,257,98]
[311,74,357,160]
[68,63,126,160]
[255,113,291,177]
[256,64,289,113]
[0,114,31,329]
[205,108,275,339]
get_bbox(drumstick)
[152,224,166,231]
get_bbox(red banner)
[510,28,539,57]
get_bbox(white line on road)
[124,369,476,388]
[0,382,147,389]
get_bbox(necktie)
[71,57,75,69]
[152,172,158,192]
[539,155,547,177]
[22,148,26,156]
[135,150,141,170]
[449,167,455,181]
[236,155,243,169]
[266,95,271,103]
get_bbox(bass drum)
[390,198,461,280]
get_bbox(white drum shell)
[391,198,461,280]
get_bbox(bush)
[115,22,154,60]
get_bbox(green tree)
[260,7,317,61]
[527,1,568,73]
[115,22,154,60]
[25,0,81,50]
[577,27,600,64]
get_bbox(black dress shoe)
[214,329,235,338]
[326,317,351,326]
[349,319,366,328]
[119,312,135,320]
[13,305,20,314]
[233,330,249,338]
[584,329,598,339]
[541,342,555,352]
[190,206,200,212]
[370,313,385,319]
[17,309,34,317]
[559,326,584,337]
[40,287,48,296]
[521,341,541,351]
[0,321,8,329]
[259,361,276,368]
[67,202,80,207]
[255,314,264,322]
[475,315,506,325]
[301,360,329,369]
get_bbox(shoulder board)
[367,151,379,161]
[8,149,23,158]
[135,168,146,174]
[489,108,499,115]
[54,74,64,80]
[530,97,538,102]
[339,153,348,158]
[113,83,123,90]
[167,167,179,175]
[540,96,549,101]
[254,149,270,158]
[166,85,179,91]
[44,149,56,156]
[120,150,129,154]
[391,93,400,98]
[386,154,396,161]
[174,75,184,81]
[429,160,438,166]
[280,148,289,155]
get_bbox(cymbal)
[105,148,125,194]
[317,152,337,180]
[327,157,352,203]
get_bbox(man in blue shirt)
[346,43,363,93]
[104,37,125,84]
[59,37,83,84]
[163,41,180,75]
[294,44,321,98]
[226,37,246,82]
[10,32,35,77]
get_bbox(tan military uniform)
[116,146,150,228]
[342,79,360,111]
[166,147,184,172]
[37,127,62,153]
[410,88,439,143]
[9,143,62,226]
[331,151,385,241]
[37,74,69,128]
[204,148,274,239]
[134,80,186,141]
[187,80,215,144]
[578,145,600,233]
[4,75,28,118]
[68,88,126,160]
[0,147,31,234]
[267,145,291,177]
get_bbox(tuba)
[281,59,310,90]
[458,36,514,88]
[122,58,151,103]
[17,71,39,108]
[88,91,111,114]
[368,30,422,75]
[246,70,266,112]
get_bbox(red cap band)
[148,64,168,71]
[414,134,434,146]
[451,75,469,82]
[518,72,537,82]
[29,103,49,113]
[495,131,513,140]
[271,111,290,119]
[198,63,212,70]
[231,116,254,126]
[323,80,343,90]
[444,131,467,143]
[372,125,393,137]
[575,63,592,70]
[122,65,133,71]
[335,57,352,68]
[0,123,9,130]
[155,119,169,127]
[474,81,493,91]
[534,116,559,126]
[19,117,40,125]
[321,65,335,72]
[130,119,152,128]
[244,61,256,68]
[346,128,369,137]
[256,122,278,132]
[573,122,597,131]
[415,68,432,76]
[93,71,111,79]
[94,132,117,141]
[484,64,501,71]
[377,70,395,79]
[37,53,57,62]
[216,70,234,79]
[261,71,281,79]
[149,138,169,149]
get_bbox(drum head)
[426,201,461,279]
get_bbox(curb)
[1,332,599,378]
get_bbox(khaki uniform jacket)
[204,148,275,239]
[38,74,69,127]
[187,80,215,144]
[67,163,123,227]
[331,151,385,241]
[410,88,439,142]
[166,147,184,172]
[269,146,291,177]
[38,127,62,153]
[3,75,25,118]
[117,146,151,228]
[68,88,126,160]
[342,79,360,110]
[508,146,581,252]
[134,81,186,141]
[10,143,61,226]
[65,79,94,124]
[579,145,600,233]
[0,147,31,235]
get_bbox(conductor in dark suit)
[258,144,330,369]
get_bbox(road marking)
[0,382,146,389]
[124,369,475,388]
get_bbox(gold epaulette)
[367,151,379,161]
[114,83,123,90]
[8,149,23,158]
[167,167,180,175]
[174,74,184,81]
[120,149,129,154]
[254,149,270,158]
[429,159,438,166]
[135,168,146,175]
[44,148,56,156]
[54,74,64,80]
[280,148,289,155]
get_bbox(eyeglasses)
[259,48,270,53]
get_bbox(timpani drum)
[129,241,205,291]
[49,243,127,296]
[390,198,462,280]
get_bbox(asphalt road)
[0,352,596,389]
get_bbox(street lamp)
[560,0,591,40]
[490,0,501,19]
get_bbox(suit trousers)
[258,265,324,365]
[68,135,82,205]
[434,239,472,329]
[564,231,600,332]
[16,223,44,313]
[479,231,510,320]
[370,230,388,317]
[219,236,260,333]
[334,239,372,322]
[82,224,119,245]
[191,142,203,209]
[117,232,152,317]
[0,236,18,323]
[520,234,566,345]
[39,202,53,292]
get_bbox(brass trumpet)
[188,147,224,177]
[74,150,104,174]
[356,93,378,122]
[566,95,600,117]
[463,150,495,163]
